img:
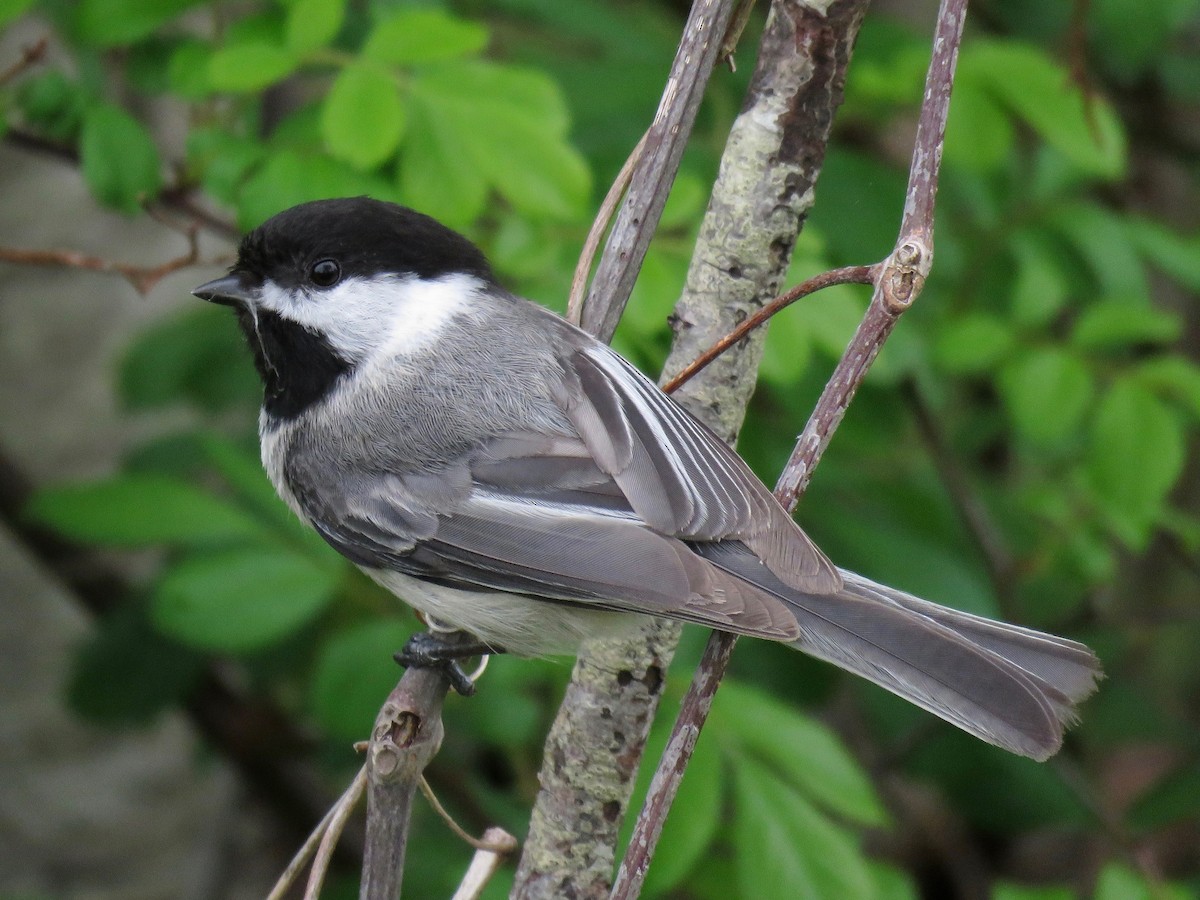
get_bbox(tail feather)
[693,544,1101,761]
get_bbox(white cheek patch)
[257,272,482,363]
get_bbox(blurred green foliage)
[4,0,1200,896]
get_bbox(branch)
[512,3,744,896]
[0,225,211,295]
[613,0,967,892]
[359,662,455,900]
[0,36,48,87]
[578,0,744,343]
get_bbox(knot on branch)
[881,239,931,314]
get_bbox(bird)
[193,196,1100,761]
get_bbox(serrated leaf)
[933,313,1016,373]
[407,62,588,219]
[713,680,888,826]
[285,0,344,53]
[153,547,339,651]
[1000,347,1094,446]
[207,42,299,92]
[310,619,412,740]
[73,0,205,46]
[321,63,405,170]
[27,474,266,546]
[1071,299,1181,350]
[364,8,488,65]
[1088,379,1186,547]
[734,758,876,900]
[964,40,1126,179]
[80,104,162,214]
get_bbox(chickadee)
[194,197,1099,761]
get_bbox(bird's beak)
[192,273,260,307]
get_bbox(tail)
[693,544,1101,761]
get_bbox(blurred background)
[0,0,1197,897]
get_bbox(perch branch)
[613,0,968,893]
[0,35,48,86]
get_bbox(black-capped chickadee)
[194,197,1099,760]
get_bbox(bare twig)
[661,264,876,394]
[268,766,368,900]
[567,132,649,325]
[612,0,968,893]
[0,226,210,295]
[579,0,743,343]
[0,36,48,87]
[359,661,456,900]
[418,777,517,854]
[451,828,521,900]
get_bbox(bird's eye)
[309,259,341,288]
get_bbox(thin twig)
[268,765,368,900]
[451,828,522,900]
[661,264,876,394]
[567,131,649,325]
[579,0,743,343]
[418,777,518,854]
[0,36,48,86]
[302,765,369,900]
[612,0,968,893]
[0,227,212,295]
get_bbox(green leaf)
[17,71,88,143]
[1049,202,1149,302]
[943,75,1013,173]
[396,99,488,227]
[933,313,1016,374]
[408,62,589,219]
[67,600,203,725]
[1126,216,1200,291]
[364,8,489,65]
[26,474,266,546]
[153,546,339,651]
[236,150,399,230]
[186,127,266,204]
[1000,347,1094,446]
[118,305,259,412]
[73,0,206,46]
[167,39,214,99]
[310,619,412,740]
[79,104,162,214]
[713,680,888,826]
[285,0,345,53]
[207,42,299,92]
[1134,355,1200,420]
[1008,232,1070,327]
[321,63,405,170]
[1088,379,1186,547]
[1093,863,1155,900]
[0,0,34,26]
[1071,299,1181,350]
[734,758,876,900]
[963,40,1126,179]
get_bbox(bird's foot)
[394,631,503,697]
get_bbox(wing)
[549,331,841,594]
[296,431,801,641]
